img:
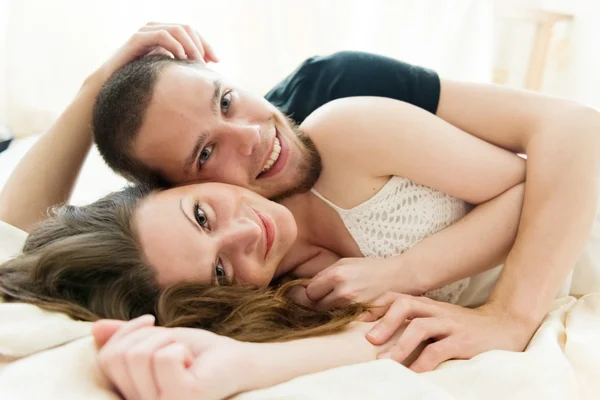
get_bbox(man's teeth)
[261,137,281,173]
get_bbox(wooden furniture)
[494,7,573,91]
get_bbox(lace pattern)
[312,176,471,303]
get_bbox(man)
[2,23,599,372]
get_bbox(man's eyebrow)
[211,79,222,115]
[184,131,209,173]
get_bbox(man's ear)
[92,320,126,348]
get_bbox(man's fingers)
[139,24,201,60]
[357,311,377,322]
[147,47,175,58]
[196,31,219,62]
[135,30,187,59]
[378,318,450,364]
[364,292,402,321]
[410,339,457,373]
[367,297,434,345]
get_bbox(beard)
[270,116,322,203]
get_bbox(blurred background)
[0,0,597,202]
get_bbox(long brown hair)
[0,186,364,342]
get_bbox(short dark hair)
[92,55,196,186]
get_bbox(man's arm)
[364,82,600,372]
[0,24,212,232]
[437,80,600,325]
[0,82,96,232]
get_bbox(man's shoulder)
[265,51,441,124]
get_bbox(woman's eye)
[199,145,213,166]
[215,260,227,284]
[220,92,232,113]
[193,202,209,229]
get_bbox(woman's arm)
[0,24,214,232]
[303,96,526,206]
[305,182,524,307]
[396,182,524,294]
[93,316,415,400]
[302,97,526,306]
[242,321,415,392]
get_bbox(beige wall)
[0,0,495,137]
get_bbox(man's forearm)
[0,75,102,232]
[488,108,600,324]
[395,183,525,294]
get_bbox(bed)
[1,137,599,399]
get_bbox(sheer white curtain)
[0,0,495,137]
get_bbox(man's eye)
[221,92,232,113]
[199,145,213,166]
[193,202,209,229]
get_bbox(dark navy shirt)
[264,51,441,125]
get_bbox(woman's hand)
[304,257,420,309]
[362,292,537,372]
[89,22,218,88]
[93,316,250,400]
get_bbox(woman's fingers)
[92,319,126,348]
[305,274,334,303]
[124,331,178,400]
[104,315,155,346]
[97,316,156,400]
[154,342,196,397]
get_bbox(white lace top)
[311,176,471,304]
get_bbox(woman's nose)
[220,217,262,256]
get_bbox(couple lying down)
[0,23,599,400]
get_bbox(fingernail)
[139,314,155,324]
[367,329,379,340]
[378,352,392,359]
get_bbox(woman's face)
[133,183,297,287]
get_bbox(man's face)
[132,64,319,199]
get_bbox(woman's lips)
[254,209,275,259]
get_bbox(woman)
[1,24,596,392]
[0,21,531,365]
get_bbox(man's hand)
[90,22,218,88]
[93,316,250,400]
[305,257,416,309]
[363,293,539,372]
